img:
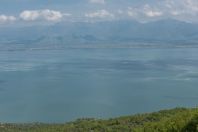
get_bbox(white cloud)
[85,9,114,18]
[2,0,198,24]
[89,0,105,4]
[0,15,16,23]
[127,5,163,20]
[164,0,198,15]
[117,10,123,14]
[20,10,39,21]
[127,11,136,17]
[171,11,180,16]
[144,10,163,17]
[163,0,198,22]
[185,0,198,12]
[127,8,137,17]
[143,4,163,17]
[20,9,64,21]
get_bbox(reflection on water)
[0,48,198,123]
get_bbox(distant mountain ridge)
[1,19,198,50]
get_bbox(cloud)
[117,10,124,14]
[20,9,64,21]
[0,15,16,23]
[89,0,105,4]
[162,0,198,22]
[171,11,181,16]
[2,0,198,24]
[126,1,198,22]
[127,9,137,17]
[85,9,114,18]
[143,4,163,17]
[144,10,163,17]
[184,0,198,12]
[163,0,198,15]
[20,10,39,21]
[127,5,163,20]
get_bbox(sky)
[0,0,198,24]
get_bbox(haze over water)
[0,48,198,123]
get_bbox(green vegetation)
[0,108,197,132]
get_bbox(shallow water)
[0,48,198,123]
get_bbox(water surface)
[0,48,198,122]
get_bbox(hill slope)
[0,108,197,132]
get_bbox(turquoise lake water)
[0,48,198,123]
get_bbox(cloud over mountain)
[0,15,16,23]
[1,0,198,24]
[85,9,114,19]
[89,0,105,4]
[19,9,64,21]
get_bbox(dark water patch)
[0,87,6,92]
[0,80,6,84]
[181,73,198,79]
[0,80,6,92]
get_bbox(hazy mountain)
[1,19,198,50]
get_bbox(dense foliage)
[0,108,197,132]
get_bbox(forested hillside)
[0,108,197,132]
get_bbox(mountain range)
[1,19,198,50]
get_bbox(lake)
[0,48,198,123]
